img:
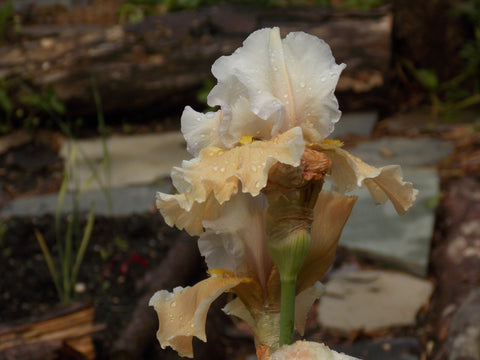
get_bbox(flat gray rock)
[60,132,190,191]
[337,137,453,276]
[317,269,434,332]
[0,180,172,217]
[339,166,437,276]
[350,137,454,167]
[331,112,378,138]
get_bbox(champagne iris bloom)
[150,27,417,358]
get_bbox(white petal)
[282,31,345,142]
[181,106,224,156]
[208,27,344,142]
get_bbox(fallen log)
[0,4,392,120]
[109,231,201,360]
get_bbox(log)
[0,302,105,360]
[0,4,392,120]
[109,231,201,360]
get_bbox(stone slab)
[336,137,453,276]
[60,132,190,191]
[339,166,437,276]
[317,269,434,332]
[331,112,378,138]
[0,180,171,217]
[349,137,454,167]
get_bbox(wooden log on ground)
[0,4,392,120]
[0,302,105,360]
[109,231,201,360]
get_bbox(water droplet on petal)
[220,167,225,172]
[255,181,261,188]
[251,165,257,172]
[170,301,177,308]
[300,82,306,88]
[213,165,218,171]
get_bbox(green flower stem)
[266,223,311,349]
[279,276,297,346]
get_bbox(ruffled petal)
[199,193,272,290]
[315,143,418,215]
[208,27,344,144]
[282,31,345,143]
[172,127,305,204]
[181,106,224,156]
[222,297,256,328]
[156,192,223,235]
[297,190,357,293]
[149,275,252,358]
[271,341,360,360]
[294,281,325,336]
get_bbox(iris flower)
[150,27,417,359]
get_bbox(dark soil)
[0,213,175,354]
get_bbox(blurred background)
[0,1,479,360]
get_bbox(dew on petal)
[213,165,218,171]
[251,165,257,172]
[300,82,306,88]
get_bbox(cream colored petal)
[173,127,305,204]
[181,106,224,156]
[297,190,357,293]
[156,192,223,236]
[149,275,251,358]
[199,193,273,289]
[271,341,360,360]
[294,281,325,336]
[208,27,344,143]
[317,144,418,215]
[223,297,256,328]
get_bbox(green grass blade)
[63,213,74,301]
[34,229,62,301]
[71,203,95,286]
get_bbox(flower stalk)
[266,202,312,347]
